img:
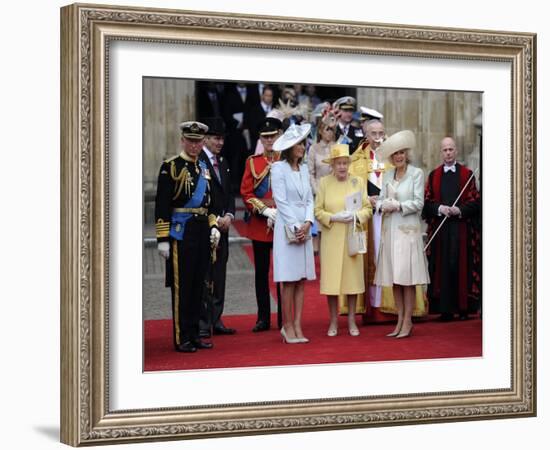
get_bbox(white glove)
[267,217,275,229]
[157,242,170,260]
[210,228,221,247]
[262,207,277,221]
[438,205,451,217]
[330,210,354,223]
[381,198,400,213]
[449,206,461,216]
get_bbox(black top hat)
[200,117,226,136]
[258,117,283,136]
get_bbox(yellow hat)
[322,143,351,163]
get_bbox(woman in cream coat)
[271,124,316,344]
[374,130,430,338]
[314,144,372,337]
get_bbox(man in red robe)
[423,137,481,321]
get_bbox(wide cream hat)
[322,143,351,163]
[272,123,311,151]
[378,130,415,162]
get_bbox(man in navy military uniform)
[333,96,363,154]
[198,117,237,337]
[155,121,221,353]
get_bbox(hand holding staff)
[424,168,478,252]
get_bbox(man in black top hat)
[198,117,237,337]
[155,121,221,353]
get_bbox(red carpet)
[144,218,481,371]
[144,315,482,371]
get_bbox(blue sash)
[339,134,351,145]
[254,174,270,199]
[169,160,208,240]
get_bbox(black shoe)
[175,341,197,353]
[199,329,211,338]
[438,313,454,322]
[252,321,270,332]
[213,325,236,335]
[192,339,214,349]
[458,313,469,321]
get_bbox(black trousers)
[199,232,229,331]
[169,218,210,348]
[433,221,461,315]
[252,240,273,325]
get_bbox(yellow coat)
[314,174,372,295]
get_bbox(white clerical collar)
[444,163,456,173]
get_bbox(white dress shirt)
[202,147,234,220]
[261,101,272,114]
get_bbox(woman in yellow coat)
[314,144,372,337]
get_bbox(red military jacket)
[239,151,280,242]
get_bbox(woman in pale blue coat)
[271,124,316,344]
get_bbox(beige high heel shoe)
[386,325,402,337]
[327,324,338,337]
[280,327,300,344]
[293,324,309,343]
[396,324,413,339]
[386,319,404,337]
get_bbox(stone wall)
[143,78,196,193]
[356,88,481,176]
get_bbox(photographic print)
[142,78,483,372]
[60,3,535,446]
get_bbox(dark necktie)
[212,156,221,181]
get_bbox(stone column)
[143,78,196,222]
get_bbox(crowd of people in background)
[154,81,481,353]
[196,81,351,193]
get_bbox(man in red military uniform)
[240,117,283,332]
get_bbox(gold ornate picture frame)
[60,2,536,446]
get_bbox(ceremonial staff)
[202,238,218,338]
[424,168,479,252]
